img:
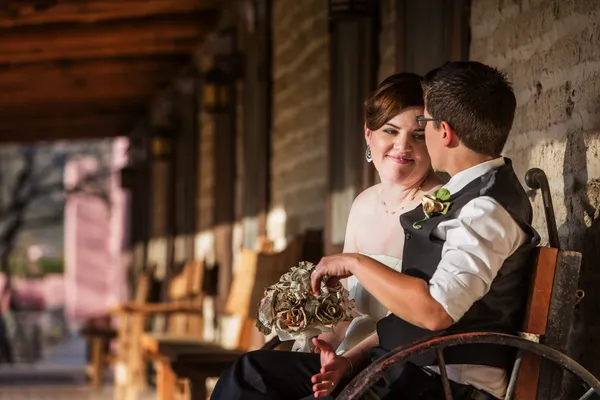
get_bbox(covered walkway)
[0,334,155,399]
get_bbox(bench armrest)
[110,302,202,315]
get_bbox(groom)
[210,61,539,399]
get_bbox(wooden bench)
[81,265,158,388]
[144,231,323,400]
[112,261,204,400]
[339,169,587,400]
[338,250,584,399]
[514,246,582,399]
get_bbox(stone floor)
[0,385,119,400]
[0,334,156,400]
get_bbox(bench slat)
[515,247,557,400]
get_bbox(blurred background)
[0,0,599,399]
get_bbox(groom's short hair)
[422,61,516,157]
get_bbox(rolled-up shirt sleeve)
[428,196,527,322]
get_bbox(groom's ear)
[440,121,456,147]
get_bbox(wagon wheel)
[337,332,600,400]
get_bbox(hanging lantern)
[151,127,173,161]
[203,66,230,114]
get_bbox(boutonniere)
[412,188,453,230]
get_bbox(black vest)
[376,159,540,369]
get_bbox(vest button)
[405,232,411,240]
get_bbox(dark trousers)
[210,350,328,400]
[210,348,495,400]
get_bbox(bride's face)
[365,106,432,186]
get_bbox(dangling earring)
[365,146,373,163]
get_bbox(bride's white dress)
[336,253,402,355]
[335,253,507,399]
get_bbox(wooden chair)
[144,231,323,400]
[113,261,204,400]
[81,265,157,388]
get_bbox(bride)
[315,72,443,354]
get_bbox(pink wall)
[63,138,130,323]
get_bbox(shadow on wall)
[559,128,600,393]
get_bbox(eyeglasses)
[416,115,439,129]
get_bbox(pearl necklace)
[381,185,422,215]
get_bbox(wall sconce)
[203,66,230,114]
[328,0,371,21]
[151,127,173,161]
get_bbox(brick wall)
[471,0,600,375]
[270,0,329,242]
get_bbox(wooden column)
[213,107,236,309]
[395,0,470,74]
[326,2,379,255]
[239,0,272,247]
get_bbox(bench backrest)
[515,247,582,399]
[221,230,323,351]
[165,260,205,336]
[133,265,156,304]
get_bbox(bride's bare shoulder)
[349,184,381,214]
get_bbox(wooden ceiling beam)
[0,56,189,81]
[0,0,218,28]
[0,57,188,118]
[0,125,125,143]
[0,84,164,104]
[0,113,135,131]
[0,13,215,64]
[0,62,179,100]
[0,114,135,143]
[0,98,146,118]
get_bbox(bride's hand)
[311,338,351,398]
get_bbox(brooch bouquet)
[256,261,355,352]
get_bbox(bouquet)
[256,261,355,352]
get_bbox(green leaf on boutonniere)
[433,188,451,201]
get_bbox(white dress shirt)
[426,157,528,399]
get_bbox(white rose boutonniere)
[412,188,453,230]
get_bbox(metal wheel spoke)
[436,348,453,400]
[505,349,524,400]
[578,387,595,400]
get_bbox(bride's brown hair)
[364,73,424,131]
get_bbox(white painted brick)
[472,0,600,375]
[271,0,329,238]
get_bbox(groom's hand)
[311,253,360,295]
